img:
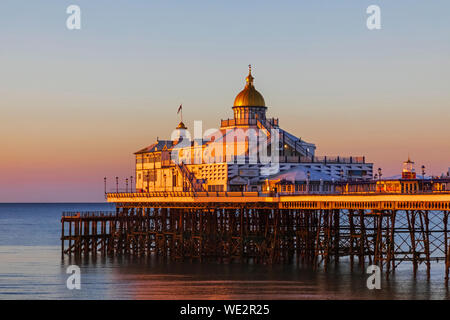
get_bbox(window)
[172,173,177,187]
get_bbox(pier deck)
[61,192,450,283]
[107,191,450,210]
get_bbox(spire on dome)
[246,64,254,87]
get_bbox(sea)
[0,203,449,300]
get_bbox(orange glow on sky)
[1,1,449,201]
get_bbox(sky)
[0,0,449,202]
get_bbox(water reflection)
[61,252,450,300]
[1,246,449,299]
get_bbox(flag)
[177,104,182,114]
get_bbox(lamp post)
[104,177,107,195]
[306,171,310,194]
[130,176,133,193]
[421,165,426,192]
[115,176,118,193]
[126,178,128,193]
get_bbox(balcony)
[221,118,279,128]
[221,155,366,164]
[309,156,366,164]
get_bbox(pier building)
[60,69,450,285]
[135,66,373,193]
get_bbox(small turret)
[176,121,187,130]
[402,156,416,179]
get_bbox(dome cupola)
[231,65,268,124]
[233,65,265,107]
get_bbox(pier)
[61,192,450,283]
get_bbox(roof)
[134,140,174,154]
[267,166,332,182]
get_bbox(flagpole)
[177,104,183,123]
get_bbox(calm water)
[0,203,449,300]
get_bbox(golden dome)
[233,65,266,107]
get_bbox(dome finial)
[246,64,254,87]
